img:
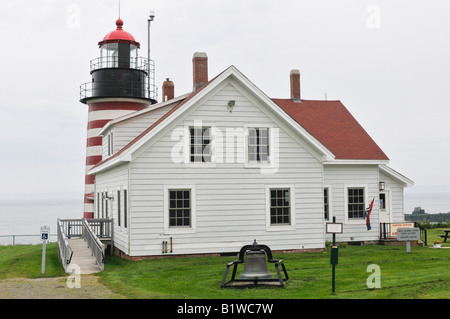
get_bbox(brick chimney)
[290,69,301,101]
[162,78,174,102]
[193,52,208,90]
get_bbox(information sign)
[397,227,420,254]
[40,226,50,241]
[397,227,420,241]
[326,223,343,234]
[390,223,414,237]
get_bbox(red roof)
[91,70,388,173]
[98,19,140,48]
[272,99,389,160]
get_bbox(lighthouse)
[80,18,157,218]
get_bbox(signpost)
[326,217,343,294]
[40,226,50,275]
[397,227,420,253]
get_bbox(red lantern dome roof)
[98,19,140,48]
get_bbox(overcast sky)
[0,1,449,210]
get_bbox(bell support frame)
[220,240,289,288]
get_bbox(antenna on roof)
[325,92,328,100]
[148,10,156,100]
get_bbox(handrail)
[380,222,428,246]
[82,219,105,271]
[85,218,113,238]
[57,219,73,271]
[90,56,151,73]
[80,79,150,101]
[414,222,428,246]
[57,218,112,272]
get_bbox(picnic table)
[438,230,450,243]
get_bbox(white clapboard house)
[88,52,413,258]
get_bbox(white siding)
[95,163,130,254]
[114,104,176,152]
[127,80,325,256]
[379,170,405,223]
[324,164,380,242]
[100,104,176,159]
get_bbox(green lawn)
[0,243,66,280]
[1,234,449,299]
[98,244,449,299]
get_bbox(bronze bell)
[221,239,289,288]
[238,250,274,280]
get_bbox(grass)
[0,233,449,299]
[0,243,66,280]
[97,244,449,299]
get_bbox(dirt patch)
[0,275,124,299]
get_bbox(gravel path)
[0,275,124,299]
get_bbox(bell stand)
[221,240,289,288]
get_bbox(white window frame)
[122,186,128,231]
[245,124,273,168]
[116,187,121,228]
[95,191,101,219]
[183,122,216,167]
[324,185,333,222]
[344,184,368,224]
[114,186,129,233]
[265,185,296,231]
[106,131,114,158]
[163,185,197,234]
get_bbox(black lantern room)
[80,18,157,104]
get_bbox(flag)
[365,197,375,231]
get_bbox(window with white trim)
[269,188,291,225]
[324,188,329,221]
[117,189,121,227]
[248,127,269,163]
[347,187,365,219]
[123,188,128,229]
[96,192,101,219]
[169,189,191,228]
[107,132,114,157]
[190,127,211,163]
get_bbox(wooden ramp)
[67,238,102,274]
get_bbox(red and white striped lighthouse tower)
[80,18,157,218]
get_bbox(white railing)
[57,219,73,271]
[57,218,112,272]
[82,219,105,271]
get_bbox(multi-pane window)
[348,188,365,219]
[324,188,329,221]
[169,190,191,228]
[248,127,269,163]
[190,127,211,163]
[270,189,291,225]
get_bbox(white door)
[379,191,391,223]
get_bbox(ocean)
[0,187,449,245]
[404,185,450,216]
[0,193,83,245]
